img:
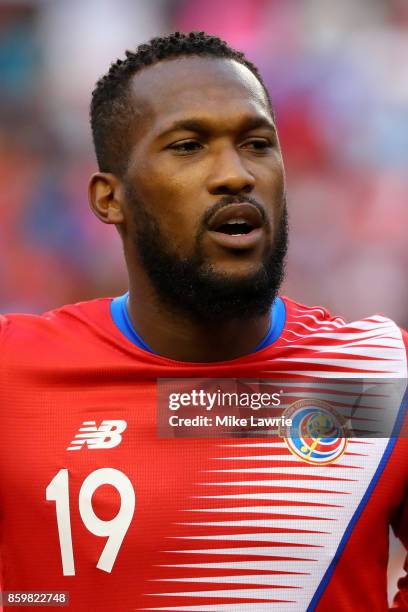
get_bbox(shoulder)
[282,296,406,338]
[0,297,113,351]
[278,296,408,376]
[282,297,347,328]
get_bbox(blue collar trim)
[110,292,286,355]
[253,295,286,351]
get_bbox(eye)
[241,138,273,153]
[167,140,204,154]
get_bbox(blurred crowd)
[0,0,407,325]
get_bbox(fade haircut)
[90,31,272,177]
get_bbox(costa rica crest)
[280,399,349,464]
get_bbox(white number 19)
[46,468,135,575]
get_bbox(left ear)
[88,172,125,225]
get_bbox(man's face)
[121,56,287,320]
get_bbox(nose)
[207,145,255,196]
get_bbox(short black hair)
[90,31,272,177]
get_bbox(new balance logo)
[67,420,127,451]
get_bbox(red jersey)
[0,296,407,611]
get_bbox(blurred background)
[1,0,407,323]
[0,0,406,602]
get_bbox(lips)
[206,203,265,251]
[207,203,264,235]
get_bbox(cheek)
[257,162,285,209]
[268,157,286,193]
[275,172,286,211]
[132,164,201,233]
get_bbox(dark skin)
[89,56,286,362]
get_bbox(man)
[0,31,407,611]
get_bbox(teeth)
[226,218,247,224]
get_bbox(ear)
[88,172,125,225]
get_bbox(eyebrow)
[157,115,276,139]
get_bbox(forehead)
[128,56,272,135]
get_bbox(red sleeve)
[0,314,6,589]
[390,327,408,609]
[391,553,408,609]
[0,313,6,362]
[401,328,408,441]
[0,313,8,368]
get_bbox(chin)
[206,259,266,281]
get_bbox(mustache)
[201,195,267,229]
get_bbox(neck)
[127,278,271,363]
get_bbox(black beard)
[126,187,288,323]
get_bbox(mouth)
[214,218,256,235]
[207,203,265,250]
